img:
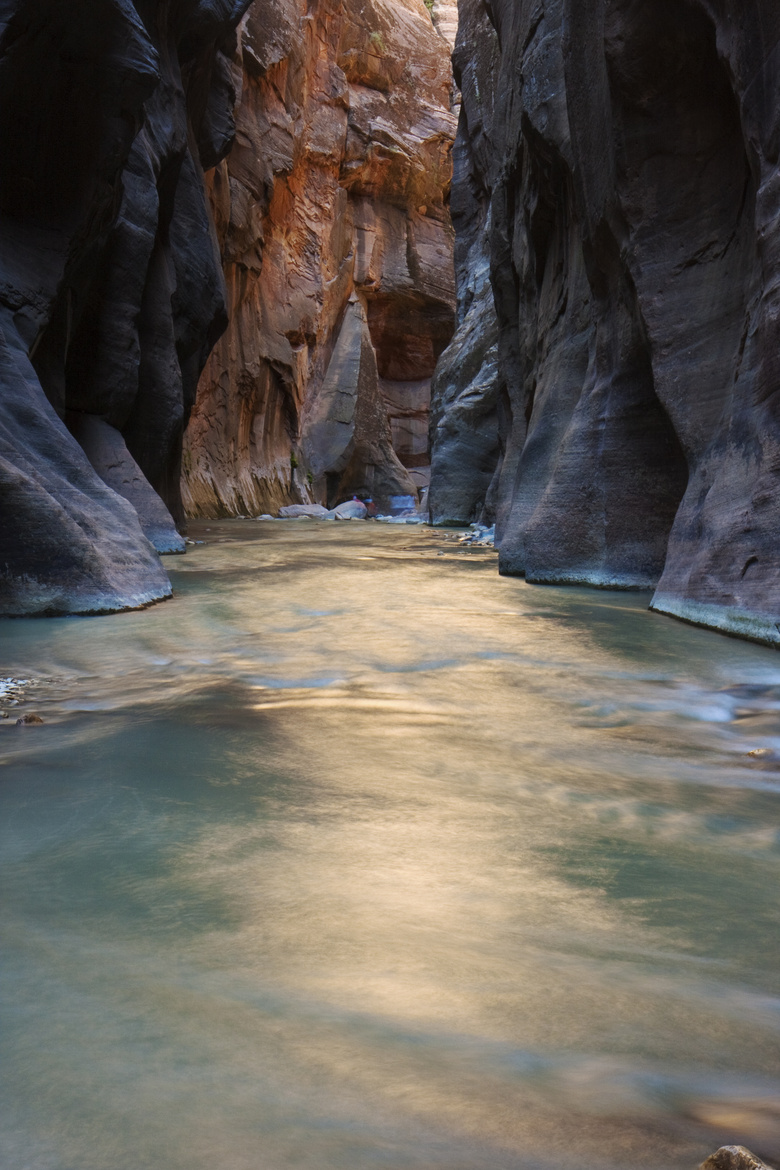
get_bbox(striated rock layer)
[182,0,457,516]
[0,0,249,615]
[432,0,780,646]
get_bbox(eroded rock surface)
[183,0,457,516]
[0,0,248,615]
[699,1148,776,1170]
[432,0,780,644]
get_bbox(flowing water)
[1,521,779,1170]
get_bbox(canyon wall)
[428,0,501,527]
[182,0,458,516]
[0,0,248,615]
[431,0,780,646]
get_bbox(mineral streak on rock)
[431,0,780,645]
[429,1,459,55]
[0,0,250,616]
[182,0,458,517]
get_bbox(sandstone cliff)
[431,0,780,647]
[0,0,249,615]
[182,0,457,516]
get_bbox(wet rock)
[699,1147,776,1170]
[67,415,186,555]
[332,499,368,520]
[279,499,368,520]
[279,505,332,519]
[183,0,458,518]
[16,714,44,726]
[377,513,429,525]
[0,0,250,616]
[435,0,780,645]
[459,525,495,547]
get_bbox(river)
[1,521,779,1170]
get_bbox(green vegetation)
[369,30,386,53]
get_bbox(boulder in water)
[699,1148,776,1170]
[332,500,368,520]
[278,505,331,519]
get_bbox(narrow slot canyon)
[1,5,780,1170]
[181,0,459,520]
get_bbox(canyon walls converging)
[430,0,780,646]
[2,0,779,647]
[182,0,458,516]
[0,0,250,614]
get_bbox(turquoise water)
[1,521,779,1170]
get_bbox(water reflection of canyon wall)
[183,0,459,516]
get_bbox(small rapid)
[1,521,779,1170]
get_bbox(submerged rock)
[16,714,44,726]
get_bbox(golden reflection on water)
[1,521,779,1170]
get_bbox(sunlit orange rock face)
[183,0,457,515]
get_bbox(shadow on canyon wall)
[430,0,780,647]
[0,0,250,614]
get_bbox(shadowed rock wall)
[182,0,457,516]
[431,0,780,646]
[0,0,249,615]
[428,0,501,527]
